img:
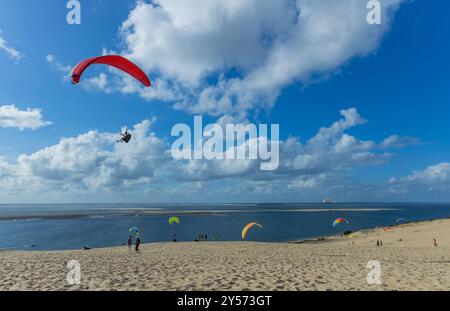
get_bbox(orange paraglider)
[242,222,263,239]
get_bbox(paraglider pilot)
[117,129,132,143]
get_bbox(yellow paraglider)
[242,222,263,239]
[169,216,180,225]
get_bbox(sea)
[0,203,449,251]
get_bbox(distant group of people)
[126,232,211,247]
[123,233,440,251]
[195,234,208,242]
[127,236,141,253]
[374,238,438,247]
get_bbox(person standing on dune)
[135,237,141,253]
[127,236,132,253]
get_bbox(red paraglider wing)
[71,55,151,87]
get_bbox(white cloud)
[46,53,114,92]
[46,54,71,72]
[385,163,450,201]
[0,107,415,202]
[46,54,72,79]
[270,109,389,180]
[0,105,52,130]
[380,135,421,149]
[81,73,112,93]
[113,0,404,116]
[44,1,404,118]
[389,163,450,190]
[0,119,168,195]
[0,30,22,62]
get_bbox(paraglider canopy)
[322,197,334,204]
[71,55,151,87]
[169,216,180,225]
[129,226,140,237]
[242,222,263,239]
[333,218,349,227]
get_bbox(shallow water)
[0,203,449,250]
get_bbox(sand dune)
[0,218,449,291]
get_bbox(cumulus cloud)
[0,119,168,195]
[45,1,404,118]
[0,108,416,202]
[389,163,450,195]
[167,108,385,183]
[46,54,73,83]
[255,108,391,193]
[112,0,404,116]
[46,54,72,73]
[0,105,52,130]
[80,73,113,93]
[380,135,422,149]
[47,53,112,92]
[382,163,450,201]
[0,30,22,62]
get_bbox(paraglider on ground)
[242,222,263,240]
[333,218,350,228]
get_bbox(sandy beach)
[0,218,449,291]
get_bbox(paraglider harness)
[117,130,132,143]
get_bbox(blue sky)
[0,0,449,203]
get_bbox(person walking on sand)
[433,238,438,247]
[127,236,132,253]
[135,237,141,253]
[376,240,380,247]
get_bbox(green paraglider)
[169,216,180,225]
[129,226,140,238]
